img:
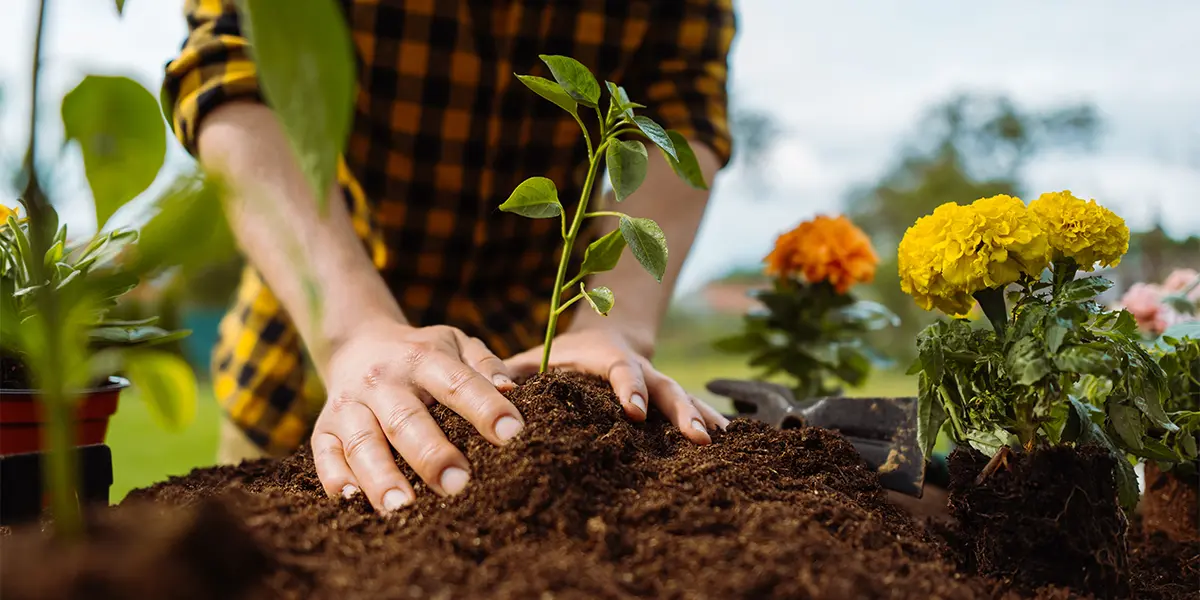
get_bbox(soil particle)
[1,372,1195,599]
[946,445,1130,598]
[1140,462,1199,543]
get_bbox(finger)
[367,387,474,496]
[456,332,514,391]
[607,356,649,422]
[413,351,526,446]
[645,367,712,445]
[334,401,417,512]
[691,394,730,430]
[311,430,361,500]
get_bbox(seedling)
[501,55,708,372]
[901,192,1180,509]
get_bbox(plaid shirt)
[162,0,735,455]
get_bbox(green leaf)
[1132,387,1178,432]
[515,75,577,116]
[1160,321,1200,344]
[1006,336,1050,385]
[1163,293,1197,315]
[1107,403,1145,451]
[605,81,637,120]
[1046,318,1069,354]
[713,331,767,354]
[124,350,198,431]
[238,0,356,211]
[1058,275,1114,302]
[1054,345,1117,375]
[114,0,126,14]
[661,130,708,190]
[538,55,600,107]
[917,372,948,458]
[128,171,234,275]
[618,216,668,282]
[581,284,614,316]
[499,177,563,219]
[606,140,648,202]
[632,116,677,160]
[88,325,190,348]
[61,75,166,229]
[579,229,626,277]
[1128,438,1180,462]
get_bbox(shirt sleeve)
[161,0,264,157]
[622,0,737,169]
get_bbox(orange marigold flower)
[764,214,879,294]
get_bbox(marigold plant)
[716,215,897,401]
[902,193,1180,510]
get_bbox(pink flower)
[1119,283,1168,335]
[1163,268,1200,302]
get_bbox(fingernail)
[441,467,470,495]
[494,415,524,442]
[493,374,514,388]
[341,484,359,499]
[691,419,708,434]
[630,393,647,414]
[382,488,411,511]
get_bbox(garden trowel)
[705,378,926,498]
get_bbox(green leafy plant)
[713,215,898,402]
[901,192,1178,510]
[2,0,229,538]
[1148,328,1200,479]
[500,55,707,372]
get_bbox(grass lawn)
[105,357,922,502]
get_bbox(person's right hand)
[310,319,524,513]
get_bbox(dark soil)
[1127,518,1200,600]
[0,495,272,600]
[946,445,1130,598]
[0,351,31,390]
[0,372,1195,598]
[1140,462,1199,543]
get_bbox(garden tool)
[705,378,926,498]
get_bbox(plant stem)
[540,141,609,373]
[21,0,83,539]
[584,211,625,219]
[555,292,584,316]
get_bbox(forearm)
[570,139,721,356]
[196,100,405,373]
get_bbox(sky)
[2,0,1198,295]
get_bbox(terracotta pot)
[0,377,128,456]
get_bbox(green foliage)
[506,55,708,372]
[1149,333,1200,478]
[61,75,166,230]
[714,278,899,402]
[910,259,1183,510]
[236,0,356,211]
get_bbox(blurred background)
[2,0,1198,499]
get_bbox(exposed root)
[974,446,1012,485]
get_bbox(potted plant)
[1140,328,1199,542]
[0,0,228,535]
[902,191,1180,597]
[713,214,898,403]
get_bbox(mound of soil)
[945,445,1130,598]
[1,372,1195,598]
[1140,462,1199,543]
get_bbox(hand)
[504,328,729,445]
[310,319,523,513]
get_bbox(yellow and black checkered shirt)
[162,0,735,455]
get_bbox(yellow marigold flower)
[898,195,1048,316]
[0,204,16,225]
[764,214,878,294]
[1027,190,1129,271]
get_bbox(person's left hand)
[503,327,729,444]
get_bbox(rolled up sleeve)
[624,0,737,168]
[161,0,263,156]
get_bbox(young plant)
[713,215,898,402]
[4,0,229,538]
[901,191,1179,509]
[499,55,708,372]
[1148,329,1200,479]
